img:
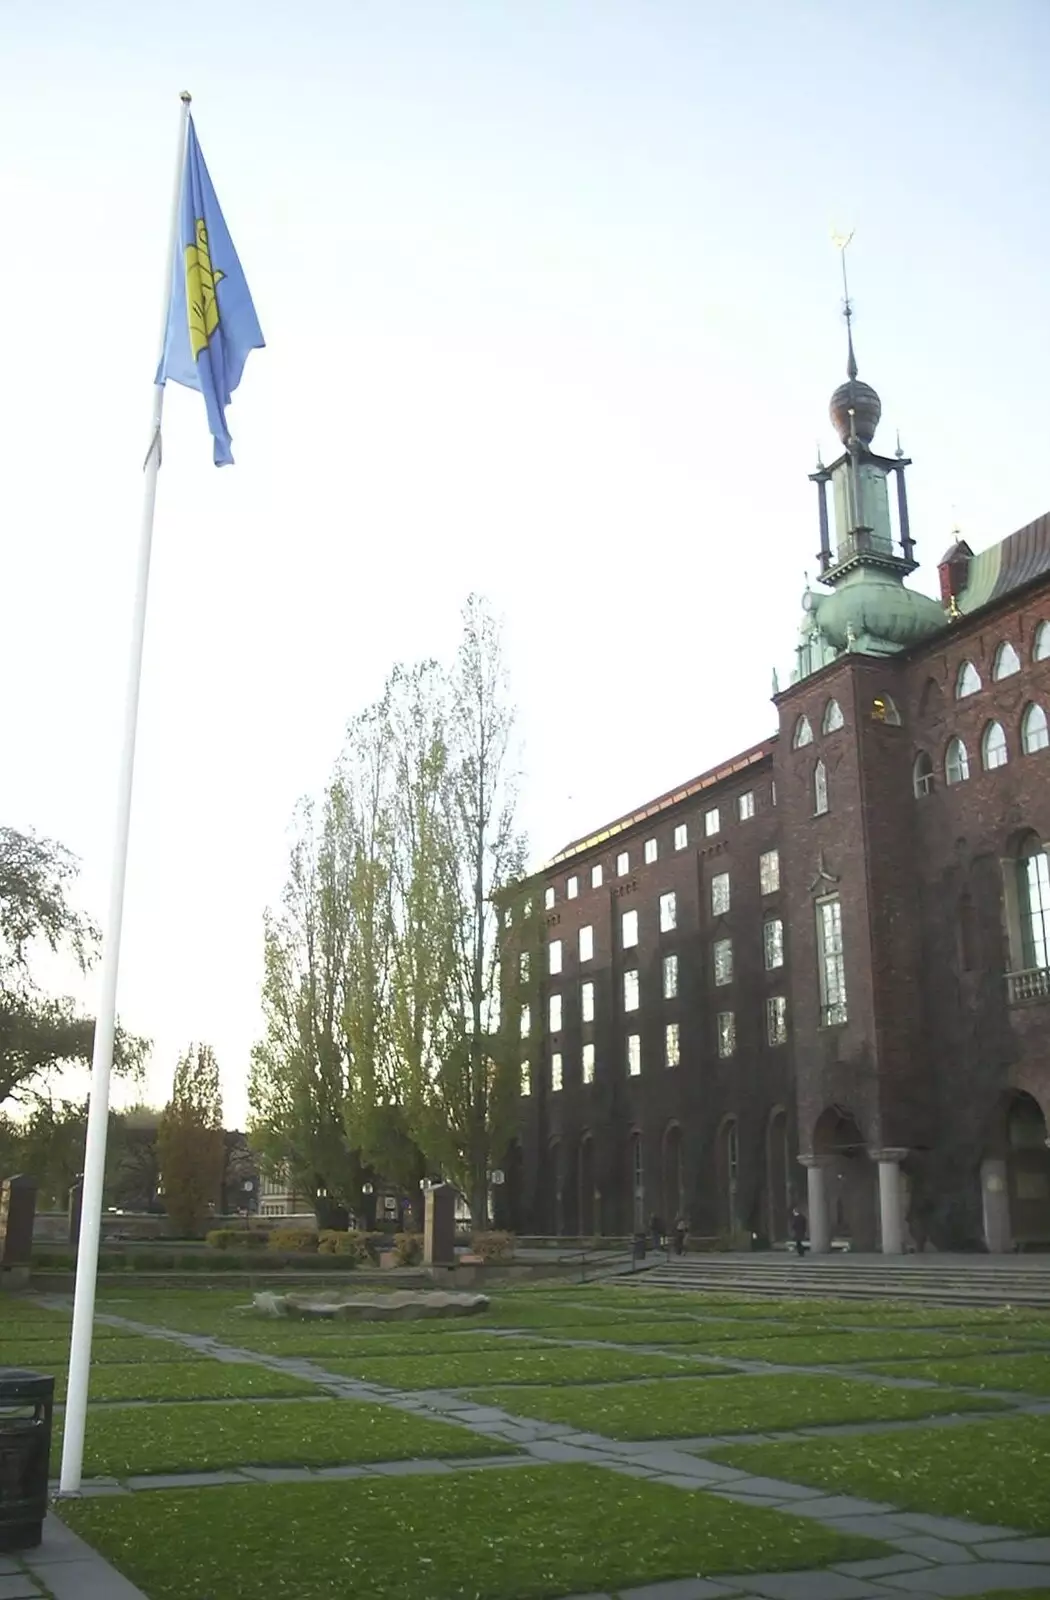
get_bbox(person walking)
[790,1207,807,1257]
[673,1213,688,1256]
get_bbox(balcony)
[1006,968,1050,1005]
[820,1002,848,1027]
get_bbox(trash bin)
[0,1370,54,1551]
[632,1232,647,1262]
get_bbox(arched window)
[993,641,1021,680]
[945,737,970,785]
[1034,622,1050,662]
[956,660,982,698]
[958,894,978,973]
[814,759,828,815]
[872,694,901,725]
[981,720,1008,770]
[792,714,813,749]
[1018,837,1050,971]
[822,699,844,733]
[1022,703,1050,755]
[913,751,934,797]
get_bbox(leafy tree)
[157,1044,225,1236]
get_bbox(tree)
[157,1044,225,1236]
[0,827,147,1107]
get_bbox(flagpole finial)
[180,90,192,104]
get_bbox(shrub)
[471,1230,514,1262]
[316,1229,343,1255]
[336,1230,371,1260]
[206,1229,238,1251]
[267,1227,319,1254]
[392,1231,422,1266]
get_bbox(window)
[549,939,562,976]
[674,823,688,850]
[567,875,579,900]
[1022,703,1050,755]
[551,1053,563,1093]
[711,871,730,916]
[793,714,813,748]
[582,1042,595,1084]
[823,698,844,733]
[662,953,678,999]
[817,895,847,1025]
[520,1060,531,1096]
[617,850,629,875]
[994,641,1021,680]
[622,908,639,948]
[766,995,788,1046]
[956,660,982,698]
[704,808,720,837]
[520,1004,531,1039]
[644,838,658,864]
[759,849,780,895]
[1019,842,1050,970]
[623,969,639,1012]
[738,791,755,821]
[771,780,777,807]
[519,952,530,983]
[913,751,934,797]
[627,1034,641,1076]
[872,694,901,725]
[945,737,970,785]
[717,1011,736,1057]
[659,891,677,932]
[1035,622,1050,662]
[523,897,533,917]
[544,886,555,910]
[814,759,828,815]
[763,917,784,970]
[590,863,603,888]
[665,1023,680,1067]
[713,937,733,986]
[581,980,594,1023]
[982,721,1008,770]
[579,925,594,962]
[503,906,512,928]
[549,993,562,1033]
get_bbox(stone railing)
[1006,966,1050,1004]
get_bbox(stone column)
[872,1149,908,1255]
[981,1157,1012,1254]
[798,1156,830,1254]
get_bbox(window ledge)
[819,1004,848,1027]
[1006,968,1050,1005]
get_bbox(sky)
[4,0,1050,1128]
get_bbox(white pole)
[59,90,192,1497]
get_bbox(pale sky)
[4,0,1049,1127]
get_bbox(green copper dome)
[813,567,947,655]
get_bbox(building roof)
[957,510,1050,617]
[544,737,775,869]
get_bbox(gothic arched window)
[1022,703,1050,755]
[956,660,982,698]
[822,699,844,733]
[814,759,828,815]
[872,694,901,725]
[913,751,934,797]
[993,641,1021,680]
[1034,622,1050,662]
[981,721,1008,770]
[792,714,813,749]
[945,737,970,785]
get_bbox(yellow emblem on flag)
[185,219,224,360]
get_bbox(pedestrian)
[790,1207,807,1257]
[650,1212,664,1250]
[673,1214,687,1256]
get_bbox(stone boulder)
[251,1289,489,1322]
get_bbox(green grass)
[52,1396,508,1478]
[869,1352,1050,1394]
[701,1331,1020,1365]
[464,1371,1010,1439]
[225,1329,557,1357]
[54,1358,320,1404]
[59,1462,888,1600]
[0,1336,203,1369]
[709,1414,1050,1533]
[321,1346,708,1387]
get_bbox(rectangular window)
[551,1052,563,1092]
[711,871,730,917]
[771,780,777,807]
[520,1060,531,1096]
[544,886,555,910]
[1021,850,1050,969]
[623,969,640,1012]
[567,875,579,900]
[817,895,847,1025]
[713,937,733,986]
[582,1042,595,1084]
[627,1033,641,1076]
[520,1004,530,1039]
[717,1011,736,1058]
[549,993,562,1033]
[581,980,595,1023]
[591,863,603,888]
[759,849,780,895]
[662,952,678,999]
[763,917,785,970]
[738,791,755,821]
[674,823,688,851]
[766,995,788,1046]
[519,951,530,983]
[659,891,677,932]
[549,939,562,976]
[617,850,629,876]
[704,807,720,837]
[644,838,658,864]
[579,924,594,962]
[665,1022,680,1067]
[622,908,639,948]
[814,760,829,815]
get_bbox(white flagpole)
[59,90,192,1497]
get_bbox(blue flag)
[157,116,264,466]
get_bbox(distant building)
[257,1166,307,1217]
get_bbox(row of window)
[916,704,1050,792]
[792,697,845,748]
[954,626,1050,700]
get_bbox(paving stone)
[891,1536,976,1564]
[369,1459,452,1476]
[19,1517,93,1565]
[0,1578,43,1600]
[125,1470,248,1490]
[785,1494,897,1520]
[822,1515,918,1540]
[626,1450,744,1478]
[832,1554,934,1578]
[239,1466,313,1482]
[604,1462,658,1479]
[312,1465,369,1479]
[25,1559,149,1599]
[617,1578,739,1599]
[0,1565,19,1579]
[724,1573,886,1599]
[878,1561,1050,1594]
[710,1489,798,1508]
[894,1512,1019,1544]
[713,1475,824,1500]
[525,1440,606,1463]
[968,1536,1050,1562]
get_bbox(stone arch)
[765,1105,791,1243]
[813,1105,878,1250]
[982,1090,1050,1251]
[545,1138,564,1237]
[577,1132,599,1240]
[628,1128,646,1234]
[662,1121,684,1227]
[713,1113,740,1239]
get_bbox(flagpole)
[59,89,193,1498]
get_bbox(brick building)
[499,302,1050,1255]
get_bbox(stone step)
[622,1259,1050,1307]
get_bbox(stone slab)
[715,1476,825,1501]
[878,1561,1050,1594]
[525,1440,605,1463]
[626,1450,745,1479]
[822,1515,917,1540]
[369,1459,452,1476]
[785,1494,897,1520]
[18,1518,94,1565]
[968,1536,1050,1562]
[832,1554,934,1578]
[726,1573,886,1599]
[239,1466,313,1482]
[893,1512,1019,1544]
[0,1578,42,1600]
[311,1464,370,1479]
[25,1559,149,1600]
[891,1536,976,1565]
[124,1471,248,1490]
[617,1579,739,1600]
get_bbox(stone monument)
[0,1174,38,1285]
[423,1183,456,1267]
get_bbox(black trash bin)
[0,1369,54,1552]
[632,1232,647,1262]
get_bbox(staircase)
[619,1252,1050,1308]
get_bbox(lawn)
[51,1396,509,1478]
[869,1352,1050,1394]
[59,1462,888,1600]
[464,1371,1009,1439]
[698,1330,1020,1365]
[226,1329,558,1358]
[708,1414,1050,1534]
[0,1336,202,1369]
[54,1358,321,1404]
[320,1346,708,1388]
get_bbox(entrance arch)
[629,1131,645,1233]
[578,1134,598,1239]
[982,1091,1050,1250]
[714,1116,740,1238]
[813,1105,877,1250]
[662,1123,684,1226]
[766,1107,790,1243]
[546,1139,564,1237]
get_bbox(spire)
[828,231,882,447]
